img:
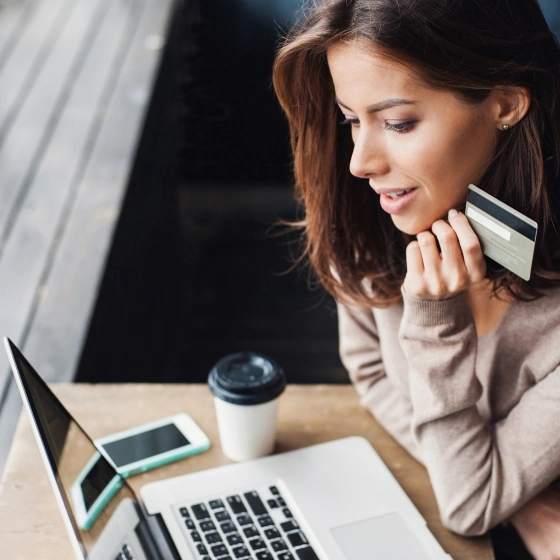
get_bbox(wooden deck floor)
[0,0,176,477]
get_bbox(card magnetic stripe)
[466,189,537,241]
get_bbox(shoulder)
[513,286,560,322]
[502,287,560,381]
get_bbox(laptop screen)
[5,339,147,560]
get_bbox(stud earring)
[502,124,510,131]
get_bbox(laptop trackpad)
[331,512,433,560]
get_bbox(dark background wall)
[76,0,347,385]
[176,0,300,183]
[540,0,560,36]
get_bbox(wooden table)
[0,384,494,560]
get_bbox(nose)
[349,128,390,179]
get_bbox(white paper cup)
[213,397,281,461]
[208,352,286,462]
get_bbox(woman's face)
[327,41,501,235]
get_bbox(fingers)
[447,210,487,282]
[430,219,464,266]
[405,240,424,278]
[416,230,442,269]
[403,210,486,300]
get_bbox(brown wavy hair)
[272,0,560,306]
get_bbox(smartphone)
[95,413,211,478]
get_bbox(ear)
[493,87,531,130]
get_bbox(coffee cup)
[208,352,286,462]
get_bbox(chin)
[391,207,452,235]
[390,216,430,236]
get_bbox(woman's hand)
[510,488,560,560]
[402,209,487,300]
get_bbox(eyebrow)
[335,97,417,114]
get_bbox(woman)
[273,1,560,558]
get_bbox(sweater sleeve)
[337,301,422,463]
[400,291,560,536]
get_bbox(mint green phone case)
[111,439,211,478]
[94,413,211,479]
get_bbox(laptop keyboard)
[177,484,320,560]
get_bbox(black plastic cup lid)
[208,352,286,405]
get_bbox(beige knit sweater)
[337,287,560,536]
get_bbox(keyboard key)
[227,495,247,514]
[263,527,279,540]
[221,521,236,534]
[237,513,253,526]
[210,544,228,557]
[257,515,274,527]
[205,532,223,544]
[185,518,195,530]
[244,491,268,516]
[277,497,286,507]
[122,544,134,560]
[192,504,211,520]
[249,537,267,550]
[201,557,211,560]
[232,545,250,558]
[210,499,225,509]
[243,525,260,539]
[215,510,232,522]
[270,539,288,552]
[179,507,190,518]
[115,553,126,560]
[256,552,273,560]
[280,520,299,533]
[295,547,319,560]
[267,499,279,509]
[282,508,293,518]
[200,520,216,532]
[287,532,308,547]
[197,543,209,555]
[269,486,280,495]
[191,531,202,542]
[227,533,243,546]
[277,554,295,560]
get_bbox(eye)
[340,117,360,128]
[385,121,416,133]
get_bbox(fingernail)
[448,209,459,219]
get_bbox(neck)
[465,281,512,337]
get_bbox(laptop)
[5,338,453,560]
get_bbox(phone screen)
[100,423,190,468]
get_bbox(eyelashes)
[339,118,417,133]
[385,121,416,133]
[340,117,360,127]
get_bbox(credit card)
[465,184,537,281]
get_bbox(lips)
[377,188,418,214]
[385,189,414,199]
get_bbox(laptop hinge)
[141,512,182,560]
